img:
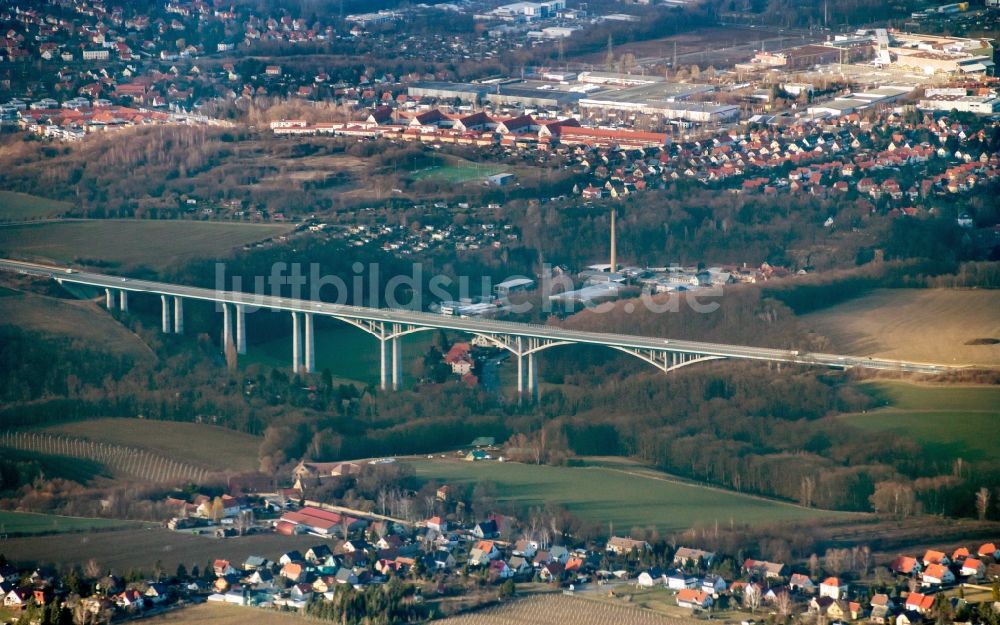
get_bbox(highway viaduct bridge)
[1,259,957,401]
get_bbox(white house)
[961,558,985,579]
[921,564,955,587]
[637,568,666,587]
[666,572,698,590]
[677,588,713,609]
[820,577,848,600]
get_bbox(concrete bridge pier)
[515,337,525,403]
[291,311,302,375]
[379,336,388,390]
[527,351,538,402]
[236,304,246,355]
[391,324,402,391]
[160,295,172,333]
[174,297,184,334]
[119,290,128,312]
[105,288,114,309]
[222,303,233,354]
[303,312,314,373]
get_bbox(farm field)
[247,321,434,387]
[0,219,293,270]
[0,527,322,573]
[0,289,154,359]
[577,585,737,622]
[0,511,140,536]
[0,190,72,221]
[143,603,311,625]
[802,289,1000,366]
[43,418,262,473]
[431,593,700,625]
[407,457,835,533]
[839,381,1000,463]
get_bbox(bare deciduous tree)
[976,487,990,521]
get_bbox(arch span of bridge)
[0,259,957,401]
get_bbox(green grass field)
[0,289,154,359]
[840,381,1000,463]
[0,220,293,270]
[247,321,434,387]
[408,458,834,532]
[410,157,510,184]
[0,511,139,536]
[44,418,262,472]
[0,190,72,221]
[0,449,111,484]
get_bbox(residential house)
[539,561,565,582]
[904,592,935,614]
[280,563,304,583]
[871,604,893,624]
[673,547,716,566]
[279,551,304,565]
[637,567,666,587]
[790,573,817,594]
[820,576,848,600]
[676,588,713,610]
[549,546,570,564]
[890,556,921,576]
[606,536,650,555]
[0,565,19,585]
[960,557,985,579]
[921,563,954,587]
[870,594,896,624]
[666,571,697,590]
[426,516,447,533]
[243,556,269,572]
[114,589,145,610]
[4,588,30,608]
[144,583,169,604]
[305,545,333,563]
[744,558,786,579]
[213,560,235,577]
[512,539,538,558]
[431,550,456,571]
[978,543,999,561]
[828,599,862,621]
[701,574,727,595]
[508,556,532,576]
[473,520,498,539]
[489,560,514,579]
[896,610,925,625]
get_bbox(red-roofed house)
[905,592,934,614]
[890,556,920,575]
[978,543,999,560]
[922,550,948,566]
[676,588,713,609]
[921,563,954,587]
[961,558,985,579]
[820,577,847,600]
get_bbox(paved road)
[0,258,958,375]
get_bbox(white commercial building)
[918,94,1000,115]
